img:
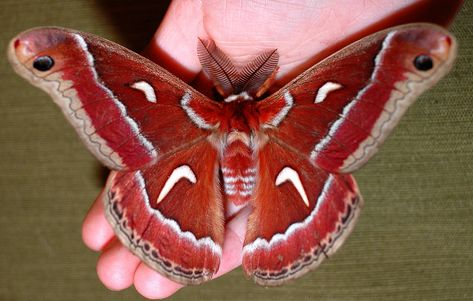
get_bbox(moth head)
[8,27,82,86]
[392,25,457,81]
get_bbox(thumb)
[143,0,205,83]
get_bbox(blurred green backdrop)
[0,1,471,300]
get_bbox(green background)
[1,1,471,300]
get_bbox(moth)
[8,23,456,286]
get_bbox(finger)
[96,240,141,291]
[82,189,115,251]
[134,263,183,300]
[214,206,250,277]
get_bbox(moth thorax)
[224,91,253,103]
[227,131,252,148]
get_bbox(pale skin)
[81,0,459,298]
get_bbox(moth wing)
[257,23,456,173]
[243,140,362,285]
[104,139,224,285]
[9,27,221,171]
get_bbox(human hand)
[81,0,461,298]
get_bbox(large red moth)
[8,23,456,286]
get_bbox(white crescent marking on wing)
[314,82,343,103]
[131,81,157,103]
[275,167,309,207]
[135,172,222,256]
[243,175,334,253]
[157,165,197,203]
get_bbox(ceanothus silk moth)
[8,23,456,286]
